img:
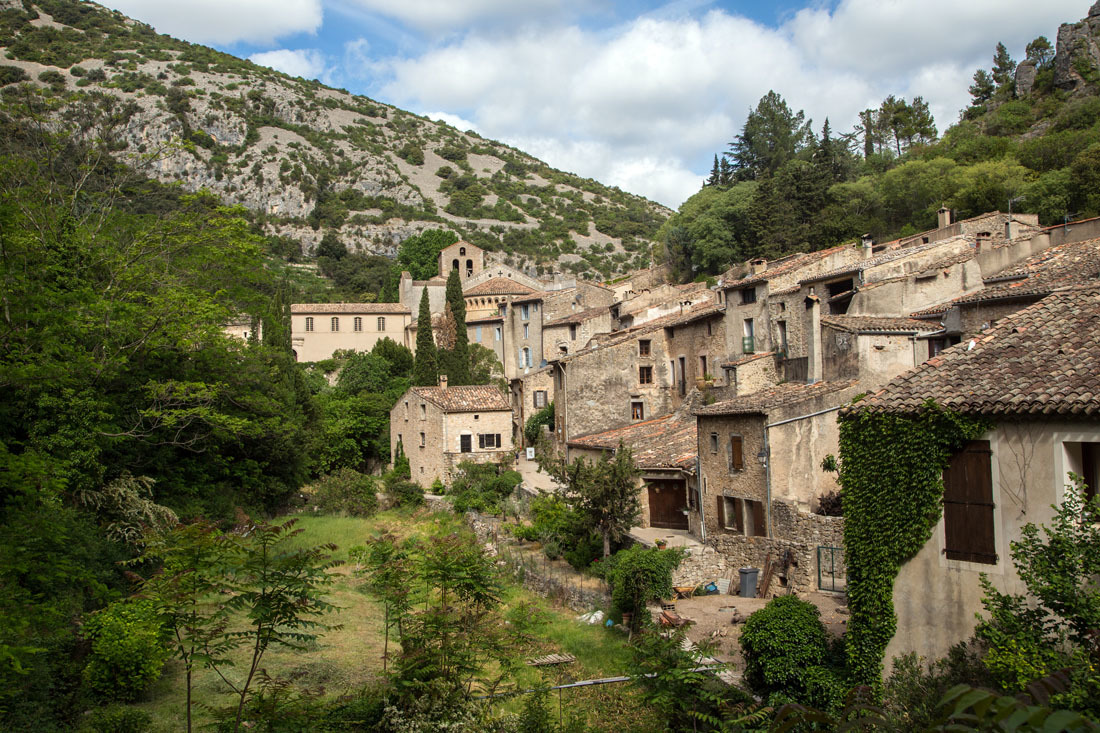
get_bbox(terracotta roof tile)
[801,239,950,284]
[568,410,697,472]
[821,316,941,334]
[721,246,848,289]
[291,302,410,314]
[694,380,858,416]
[411,385,511,413]
[721,352,775,369]
[463,277,539,297]
[543,306,611,328]
[850,285,1100,417]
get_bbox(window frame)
[331,317,340,332]
[639,365,653,385]
[638,339,651,356]
[631,401,644,421]
[305,316,314,332]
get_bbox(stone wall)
[675,501,845,595]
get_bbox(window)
[460,247,466,256]
[1065,442,1099,509]
[631,401,644,421]
[569,324,577,340]
[710,433,718,453]
[305,317,314,332]
[777,321,788,353]
[942,440,997,564]
[742,319,754,354]
[699,355,708,378]
[495,326,502,341]
[419,432,425,447]
[534,390,547,408]
[678,356,686,395]
[523,324,529,339]
[331,317,340,332]
[452,259,459,271]
[475,326,482,342]
[717,497,765,536]
[499,303,507,315]
[638,339,651,356]
[521,347,531,367]
[706,320,712,336]
[377,317,386,331]
[740,288,757,305]
[478,433,502,449]
[521,304,530,320]
[404,401,409,419]
[779,302,786,312]
[466,259,473,276]
[420,404,426,420]
[728,435,744,472]
[460,434,472,453]
[639,365,653,384]
[354,317,363,332]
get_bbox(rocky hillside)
[0,0,670,279]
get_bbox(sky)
[104,0,1087,209]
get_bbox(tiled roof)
[909,236,1100,318]
[850,285,1100,417]
[556,302,718,364]
[821,316,941,334]
[291,302,409,314]
[801,238,950,284]
[663,303,724,328]
[466,315,503,324]
[568,410,697,472]
[411,385,511,413]
[463,277,539,297]
[543,306,611,328]
[910,250,977,276]
[694,380,858,416]
[723,246,848,289]
[510,294,544,304]
[721,352,775,369]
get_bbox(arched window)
[459,247,466,256]
[377,317,386,331]
[305,317,314,332]
[452,259,459,270]
[465,259,473,276]
[331,317,339,332]
[521,347,531,368]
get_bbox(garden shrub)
[740,595,844,712]
[882,643,993,731]
[306,468,379,517]
[82,599,169,702]
[384,476,424,508]
[606,545,684,620]
[78,705,152,733]
[448,460,521,514]
[523,402,554,445]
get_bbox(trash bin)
[739,567,760,598]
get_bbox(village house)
[290,303,411,362]
[510,366,554,446]
[845,285,1100,664]
[541,306,613,361]
[391,378,514,487]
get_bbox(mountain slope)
[0,0,670,280]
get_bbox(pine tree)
[969,69,995,105]
[991,42,1017,91]
[718,156,733,186]
[411,293,438,387]
[706,154,720,187]
[443,268,470,385]
[1025,36,1054,69]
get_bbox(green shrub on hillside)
[306,468,379,517]
[82,599,169,702]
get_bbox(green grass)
[125,507,654,731]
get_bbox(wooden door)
[647,480,689,530]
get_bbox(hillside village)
[279,202,1100,669]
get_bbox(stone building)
[391,379,514,487]
[542,281,617,322]
[510,366,554,446]
[542,306,613,361]
[847,285,1100,664]
[290,303,411,362]
[664,303,727,404]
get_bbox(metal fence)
[817,545,847,593]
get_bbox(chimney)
[439,374,448,390]
[860,233,874,259]
[975,231,991,250]
[937,206,952,229]
[750,258,768,275]
[804,294,822,384]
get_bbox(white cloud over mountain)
[107,0,323,45]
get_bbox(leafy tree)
[975,477,1100,717]
[538,441,642,557]
[316,229,347,260]
[396,229,458,280]
[1026,36,1055,69]
[727,91,811,181]
[359,533,413,673]
[606,544,684,621]
[468,343,506,389]
[412,293,439,386]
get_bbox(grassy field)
[129,507,659,732]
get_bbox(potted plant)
[655,539,668,550]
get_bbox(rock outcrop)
[1054,1,1100,92]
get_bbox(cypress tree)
[412,292,438,386]
[443,268,470,385]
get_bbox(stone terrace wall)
[675,501,844,596]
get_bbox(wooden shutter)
[732,499,744,533]
[716,496,726,529]
[943,440,997,564]
[729,436,744,471]
[751,500,766,537]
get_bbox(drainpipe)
[761,403,848,538]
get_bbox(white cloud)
[249,49,329,81]
[105,0,322,45]
[426,111,479,134]
[370,1,1081,207]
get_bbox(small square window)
[419,432,425,447]
[631,401,644,421]
[639,365,653,384]
[741,288,757,305]
[638,339,651,356]
[710,433,718,453]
